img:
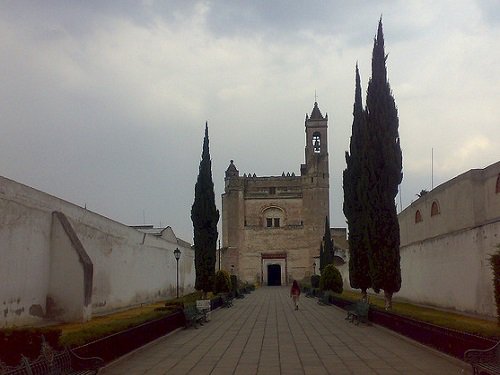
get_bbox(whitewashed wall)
[339,220,497,317]
[339,162,500,318]
[0,176,195,327]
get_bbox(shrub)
[319,264,343,294]
[311,274,320,288]
[491,245,500,325]
[214,270,232,294]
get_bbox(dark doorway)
[267,264,281,286]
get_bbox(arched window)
[262,206,285,228]
[415,210,422,223]
[312,132,321,153]
[431,201,440,217]
[496,174,500,194]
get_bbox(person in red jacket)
[290,280,301,310]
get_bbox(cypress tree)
[364,19,403,309]
[343,64,372,300]
[319,241,325,273]
[321,216,335,270]
[191,122,220,296]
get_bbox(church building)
[221,102,330,286]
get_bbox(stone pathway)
[100,287,470,374]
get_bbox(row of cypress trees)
[190,20,403,306]
[343,19,403,309]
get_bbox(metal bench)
[0,339,103,375]
[183,304,205,329]
[464,341,500,375]
[196,300,211,322]
[221,294,233,308]
[345,301,370,325]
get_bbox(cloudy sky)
[1,1,499,242]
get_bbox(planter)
[73,310,185,363]
[330,295,497,360]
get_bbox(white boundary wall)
[0,176,195,327]
[338,162,500,318]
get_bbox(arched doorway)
[267,264,282,286]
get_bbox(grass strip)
[341,290,500,339]
[57,292,206,347]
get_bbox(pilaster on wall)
[48,211,93,322]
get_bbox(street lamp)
[313,262,316,275]
[218,240,221,271]
[173,248,181,298]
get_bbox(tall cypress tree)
[319,241,325,273]
[343,64,372,299]
[191,122,220,296]
[364,19,403,309]
[321,216,334,271]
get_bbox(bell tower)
[302,102,329,180]
[301,101,330,231]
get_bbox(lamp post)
[313,262,316,275]
[218,240,221,271]
[173,247,181,298]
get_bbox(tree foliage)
[343,19,403,308]
[214,270,232,294]
[364,19,403,303]
[343,64,372,294]
[320,216,334,272]
[191,123,220,295]
[319,264,343,294]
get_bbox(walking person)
[290,280,301,310]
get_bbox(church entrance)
[267,264,282,286]
[261,253,287,286]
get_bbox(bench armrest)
[68,347,105,370]
[464,341,500,364]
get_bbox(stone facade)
[221,102,330,285]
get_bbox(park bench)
[221,294,233,308]
[196,300,211,322]
[0,338,103,375]
[317,294,331,305]
[345,300,370,325]
[183,304,205,329]
[464,341,500,375]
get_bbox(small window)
[415,210,422,223]
[496,174,500,194]
[266,218,273,227]
[274,218,280,227]
[269,187,276,195]
[431,201,440,217]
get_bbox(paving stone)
[99,287,471,375]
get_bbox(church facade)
[221,102,330,286]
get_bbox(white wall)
[0,176,195,327]
[339,162,500,318]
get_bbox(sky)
[1,1,499,242]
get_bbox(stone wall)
[0,176,195,327]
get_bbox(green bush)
[311,274,320,288]
[319,264,343,294]
[491,245,500,325]
[214,270,232,294]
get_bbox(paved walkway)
[100,287,470,375]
